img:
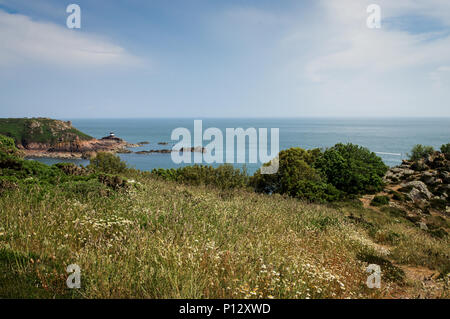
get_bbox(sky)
[0,0,449,118]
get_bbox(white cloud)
[0,10,141,68]
[302,0,450,83]
[208,0,450,116]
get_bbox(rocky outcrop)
[0,118,139,158]
[178,146,206,153]
[23,136,135,159]
[384,151,450,214]
[135,146,207,154]
[402,181,433,201]
[136,149,172,154]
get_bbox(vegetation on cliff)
[250,144,387,202]
[0,118,93,147]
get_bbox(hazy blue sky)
[0,0,449,118]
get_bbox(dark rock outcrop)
[384,151,450,214]
[135,146,206,154]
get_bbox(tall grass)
[0,175,386,298]
[0,173,448,298]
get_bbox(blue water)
[31,118,450,175]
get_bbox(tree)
[88,152,127,174]
[315,143,387,195]
[408,144,434,161]
[251,147,340,202]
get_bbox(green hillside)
[0,118,93,146]
[0,135,448,298]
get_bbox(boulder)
[403,181,432,201]
[418,222,428,231]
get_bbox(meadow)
[0,136,448,298]
[1,172,448,298]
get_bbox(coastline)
[23,150,88,159]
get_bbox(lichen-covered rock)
[384,149,449,213]
[403,181,433,201]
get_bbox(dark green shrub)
[250,147,339,202]
[293,180,342,203]
[152,164,249,190]
[314,143,388,195]
[212,164,249,189]
[370,195,390,207]
[441,143,450,159]
[97,173,129,190]
[251,148,322,195]
[0,152,66,185]
[87,152,127,174]
[380,206,407,218]
[392,191,406,202]
[398,185,413,193]
[410,160,429,171]
[430,198,447,211]
[427,228,448,239]
[0,135,19,156]
[61,179,111,198]
[54,163,87,176]
[408,144,434,161]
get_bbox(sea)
[29,118,450,175]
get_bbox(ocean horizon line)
[48,116,450,120]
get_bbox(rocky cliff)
[360,151,450,238]
[0,118,133,159]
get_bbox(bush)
[88,152,127,174]
[315,143,388,195]
[408,144,434,161]
[152,164,249,190]
[97,173,129,190]
[0,152,65,185]
[54,163,87,176]
[370,195,390,207]
[441,143,450,159]
[293,180,342,203]
[250,147,338,202]
[0,135,18,156]
[430,198,447,211]
[62,179,111,198]
[392,192,406,202]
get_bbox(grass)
[336,202,449,277]
[1,169,449,299]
